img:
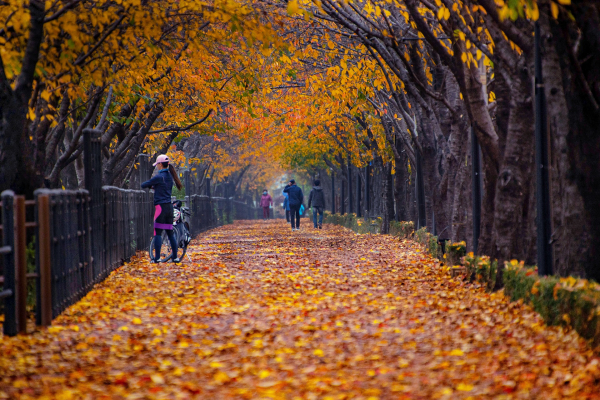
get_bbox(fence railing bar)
[36,191,52,326]
[15,195,28,334]
[3,184,261,336]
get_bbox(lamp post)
[534,21,553,275]
[365,164,370,217]
[341,177,346,215]
[471,126,482,253]
[356,171,362,217]
[415,148,426,229]
[331,170,336,214]
[348,161,353,213]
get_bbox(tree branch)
[74,14,126,66]
[148,109,213,134]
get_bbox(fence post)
[206,177,211,197]
[36,192,52,326]
[14,195,27,334]
[84,129,104,281]
[1,190,16,336]
[184,170,190,206]
[137,154,151,186]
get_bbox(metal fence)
[186,195,235,237]
[1,191,36,336]
[32,187,153,320]
[233,200,260,220]
[1,185,260,336]
[102,187,153,277]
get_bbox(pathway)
[1,220,599,399]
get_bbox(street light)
[534,21,553,275]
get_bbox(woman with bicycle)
[141,154,183,263]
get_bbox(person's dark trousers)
[262,207,269,219]
[285,210,290,222]
[312,206,324,228]
[289,205,300,229]
[154,228,177,261]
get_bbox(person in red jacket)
[259,189,273,219]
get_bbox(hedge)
[322,211,600,350]
[320,211,443,256]
[504,262,600,348]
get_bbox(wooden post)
[36,193,52,326]
[184,170,190,195]
[14,195,27,333]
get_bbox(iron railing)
[1,191,33,336]
[1,186,260,336]
[233,200,260,220]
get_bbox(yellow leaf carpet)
[1,221,599,399]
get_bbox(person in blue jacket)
[283,179,304,231]
[141,154,183,263]
[282,192,290,222]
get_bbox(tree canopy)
[2,0,600,279]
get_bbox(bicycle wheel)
[178,224,189,259]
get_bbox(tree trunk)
[0,1,46,196]
[491,60,535,264]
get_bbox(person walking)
[308,179,325,229]
[282,192,290,222]
[283,179,303,231]
[142,154,183,263]
[260,189,273,219]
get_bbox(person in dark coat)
[283,179,304,231]
[308,179,325,229]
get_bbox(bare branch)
[148,109,213,134]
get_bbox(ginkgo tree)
[258,0,598,280]
[203,0,600,280]
[3,0,600,280]
[0,0,282,194]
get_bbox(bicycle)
[148,200,192,262]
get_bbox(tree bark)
[0,0,46,195]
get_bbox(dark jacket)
[283,184,303,208]
[141,169,173,205]
[308,186,325,208]
[283,193,290,210]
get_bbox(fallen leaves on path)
[1,220,600,399]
